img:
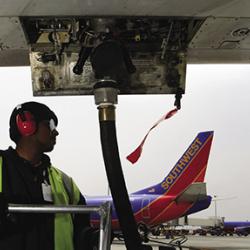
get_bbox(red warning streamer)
[126,108,178,164]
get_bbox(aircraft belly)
[1,0,250,17]
[1,1,250,65]
[188,17,250,63]
[148,202,193,226]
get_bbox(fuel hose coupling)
[93,79,119,121]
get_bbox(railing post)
[98,202,112,250]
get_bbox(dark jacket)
[0,147,96,250]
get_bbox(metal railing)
[8,202,112,250]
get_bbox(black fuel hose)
[99,119,150,250]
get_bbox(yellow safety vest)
[0,156,80,250]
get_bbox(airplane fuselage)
[86,194,211,229]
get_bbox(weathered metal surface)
[0,0,249,17]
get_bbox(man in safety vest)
[0,101,98,250]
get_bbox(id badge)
[42,183,53,202]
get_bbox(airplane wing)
[1,0,250,67]
[1,2,250,97]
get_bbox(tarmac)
[111,235,250,249]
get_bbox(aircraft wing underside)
[1,1,250,97]
[2,0,250,67]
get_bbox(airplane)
[86,131,214,233]
[1,1,250,97]
[1,1,250,67]
[223,221,250,236]
[0,2,227,248]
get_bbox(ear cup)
[16,111,37,136]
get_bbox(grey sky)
[0,64,250,221]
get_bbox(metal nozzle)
[98,104,116,121]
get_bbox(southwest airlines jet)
[86,131,214,230]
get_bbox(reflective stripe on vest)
[0,157,80,250]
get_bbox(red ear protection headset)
[16,110,37,136]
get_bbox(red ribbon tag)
[126,108,178,164]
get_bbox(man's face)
[35,119,59,152]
